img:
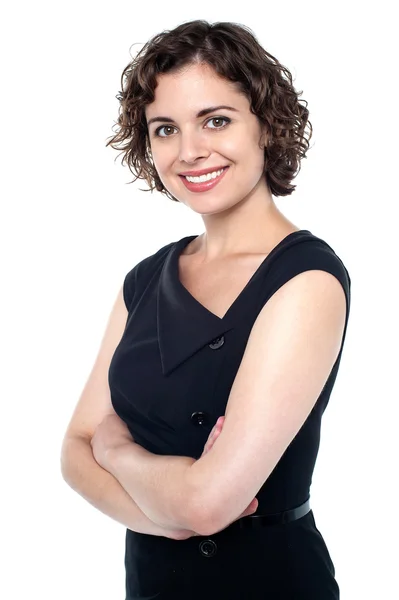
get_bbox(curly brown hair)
[105,19,313,201]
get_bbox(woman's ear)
[259,127,270,149]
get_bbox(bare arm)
[104,441,198,531]
[103,429,258,534]
[60,283,200,540]
[99,272,346,537]
[183,271,348,535]
[60,434,199,539]
[61,283,255,538]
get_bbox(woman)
[62,19,351,599]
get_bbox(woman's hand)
[90,413,134,471]
[201,416,226,457]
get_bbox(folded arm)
[186,270,347,535]
[106,442,201,532]
[105,271,347,536]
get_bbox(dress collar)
[157,235,235,376]
[157,230,312,376]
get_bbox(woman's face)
[145,62,269,215]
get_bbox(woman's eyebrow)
[146,105,239,127]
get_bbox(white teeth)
[185,168,225,183]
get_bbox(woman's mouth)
[179,166,229,193]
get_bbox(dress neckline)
[172,229,312,321]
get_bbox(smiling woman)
[105,20,312,203]
[61,18,351,600]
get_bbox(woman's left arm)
[91,414,199,532]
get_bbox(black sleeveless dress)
[108,229,351,599]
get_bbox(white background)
[1,1,397,598]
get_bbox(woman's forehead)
[146,71,245,118]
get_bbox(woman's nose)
[178,132,209,164]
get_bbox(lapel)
[157,235,234,376]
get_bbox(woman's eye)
[154,117,230,138]
[207,117,230,129]
[155,125,176,138]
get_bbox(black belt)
[230,497,311,530]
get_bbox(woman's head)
[106,20,312,206]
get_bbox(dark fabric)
[109,229,351,599]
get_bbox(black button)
[191,411,210,426]
[199,539,217,557]
[209,335,225,350]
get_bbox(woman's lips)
[179,167,229,193]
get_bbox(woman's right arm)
[61,433,195,539]
[60,283,196,540]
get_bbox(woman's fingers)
[238,498,259,518]
[202,416,225,456]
